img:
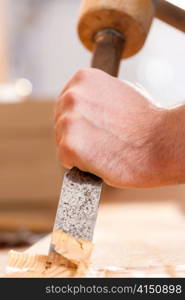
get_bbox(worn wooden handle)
[77,0,155,58]
[155,0,185,33]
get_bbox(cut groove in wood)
[6,230,93,278]
[3,202,185,278]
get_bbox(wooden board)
[0,100,61,232]
[0,100,61,205]
[3,200,185,277]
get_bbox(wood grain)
[3,200,185,277]
[5,230,93,277]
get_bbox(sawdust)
[5,230,93,278]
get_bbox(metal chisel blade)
[49,167,102,253]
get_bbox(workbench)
[1,192,185,277]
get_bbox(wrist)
[159,106,185,185]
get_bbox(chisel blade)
[49,167,102,253]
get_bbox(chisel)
[49,0,155,251]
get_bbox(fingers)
[55,90,76,125]
[55,68,109,124]
[55,113,78,169]
[54,69,90,123]
[54,68,121,182]
[54,84,82,146]
[57,141,74,170]
[55,112,104,176]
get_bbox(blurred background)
[5,0,185,106]
[0,0,184,259]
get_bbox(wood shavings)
[5,230,93,278]
[52,229,93,265]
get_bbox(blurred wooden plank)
[0,100,55,132]
[0,208,54,232]
[0,137,61,203]
[0,100,62,204]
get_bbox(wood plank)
[0,100,62,204]
[3,200,185,277]
[0,137,61,203]
[0,209,54,232]
[5,230,93,277]
[0,100,55,132]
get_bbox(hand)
[54,68,180,188]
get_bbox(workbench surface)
[90,200,185,277]
[4,199,183,278]
[0,250,9,275]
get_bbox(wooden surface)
[0,250,9,275]
[2,199,185,277]
[91,201,185,277]
[0,100,61,204]
[0,247,26,277]
[0,100,61,232]
[78,0,155,58]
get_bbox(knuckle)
[58,144,72,169]
[59,139,70,154]
[75,68,89,80]
[75,68,103,83]
[58,113,81,134]
[59,115,72,129]
[63,90,78,107]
